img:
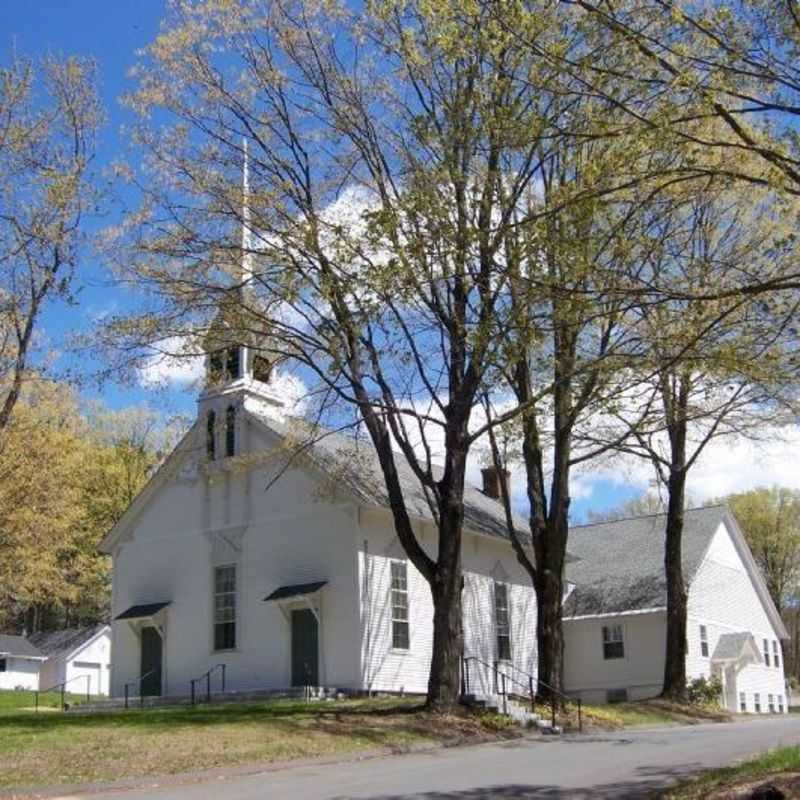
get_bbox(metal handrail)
[35,674,92,712]
[462,655,581,732]
[190,663,227,705]
[124,668,159,709]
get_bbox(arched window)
[226,347,241,381]
[225,405,236,457]
[208,351,224,383]
[206,410,216,460]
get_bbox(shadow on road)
[332,762,703,799]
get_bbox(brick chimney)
[481,465,510,500]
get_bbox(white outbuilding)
[562,507,789,713]
[30,625,112,697]
[0,634,47,690]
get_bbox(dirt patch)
[701,771,800,799]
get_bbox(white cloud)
[138,336,206,389]
[570,425,800,509]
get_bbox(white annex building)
[0,625,111,695]
[563,507,789,713]
[101,326,538,700]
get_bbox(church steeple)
[197,138,284,454]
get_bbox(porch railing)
[34,674,91,712]
[462,655,581,732]
[123,668,159,709]
[190,664,227,705]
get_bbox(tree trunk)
[662,467,689,701]
[534,562,564,697]
[428,565,464,708]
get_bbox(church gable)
[688,518,787,640]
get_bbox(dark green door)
[139,627,162,696]
[291,609,319,686]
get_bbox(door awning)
[115,602,171,620]
[711,631,761,669]
[263,581,327,602]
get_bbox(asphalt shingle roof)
[711,631,760,663]
[250,412,531,544]
[115,602,171,621]
[0,633,43,659]
[28,625,106,659]
[563,506,727,617]
[264,581,328,602]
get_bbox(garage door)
[72,661,103,696]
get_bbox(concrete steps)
[462,693,562,734]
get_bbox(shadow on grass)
[0,697,456,737]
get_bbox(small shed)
[30,625,111,696]
[0,634,46,690]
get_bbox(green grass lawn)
[564,698,730,731]
[0,688,87,715]
[660,745,800,798]
[0,694,515,791]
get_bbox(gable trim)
[62,625,111,665]
[692,511,789,640]
[563,607,666,622]
[99,427,197,554]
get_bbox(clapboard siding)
[687,522,786,712]
[358,510,538,694]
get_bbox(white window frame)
[602,624,625,660]
[213,563,237,652]
[754,692,761,713]
[739,691,746,713]
[699,625,709,658]
[768,693,775,713]
[763,638,770,666]
[773,640,780,669]
[494,581,511,662]
[390,560,409,651]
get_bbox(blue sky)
[0,0,181,413]
[2,2,795,522]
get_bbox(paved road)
[64,717,800,800]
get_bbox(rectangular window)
[213,564,237,651]
[773,640,780,669]
[494,582,511,661]
[763,638,770,666]
[390,561,409,650]
[754,692,761,713]
[739,692,746,713]
[768,694,775,713]
[0,658,5,672]
[779,695,784,713]
[700,625,709,658]
[602,624,625,660]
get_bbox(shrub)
[687,676,723,706]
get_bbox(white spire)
[241,137,253,285]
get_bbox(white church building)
[101,318,788,713]
[101,329,538,700]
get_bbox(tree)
[592,182,800,700]
[102,0,573,708]
[717,487,800,616]
[0,55,101,435]
[0,383,165,633]
[562,2,800,265]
